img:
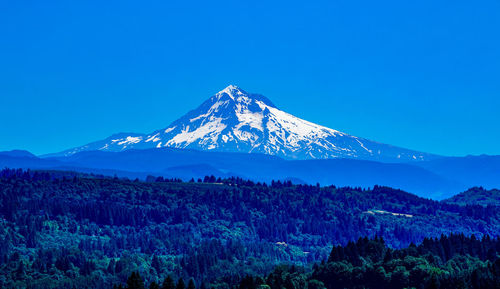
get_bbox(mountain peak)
[220,84,242,94]
[51,86,436,162]
[214,85,276,108]
[216,85,248,101]
[215,84,244,99]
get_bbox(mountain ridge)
[443,187,500,206]
[5,148,500,199]
[47,85,438,162]
[43,147,459,199]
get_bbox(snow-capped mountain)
[50,85,436,161]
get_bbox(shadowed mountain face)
[42,148,458,199]
[48,85,437,162]
[4,85,497,199]
[3,148,500,199]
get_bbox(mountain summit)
[51,85,435,161]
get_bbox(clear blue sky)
[1,0,499,156]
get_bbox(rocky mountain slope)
[50,85,436,161]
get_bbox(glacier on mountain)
[50,85,435,162]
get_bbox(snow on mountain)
[49,85,436,161]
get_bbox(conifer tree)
[161,275,175,289]
[176,278,186,289]
[127,271,145,289]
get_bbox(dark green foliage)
[315,234,500,289]
[161,276,176,289]
[176,278,186,289]
[444,186,500,206]
[238,234,500,289]
[0,169,499,288]
[127,271,145,289]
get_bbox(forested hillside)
[444,187,500,206]
[0,169,499,288]
[234,234,500,289]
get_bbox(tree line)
[0,168,499,288]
